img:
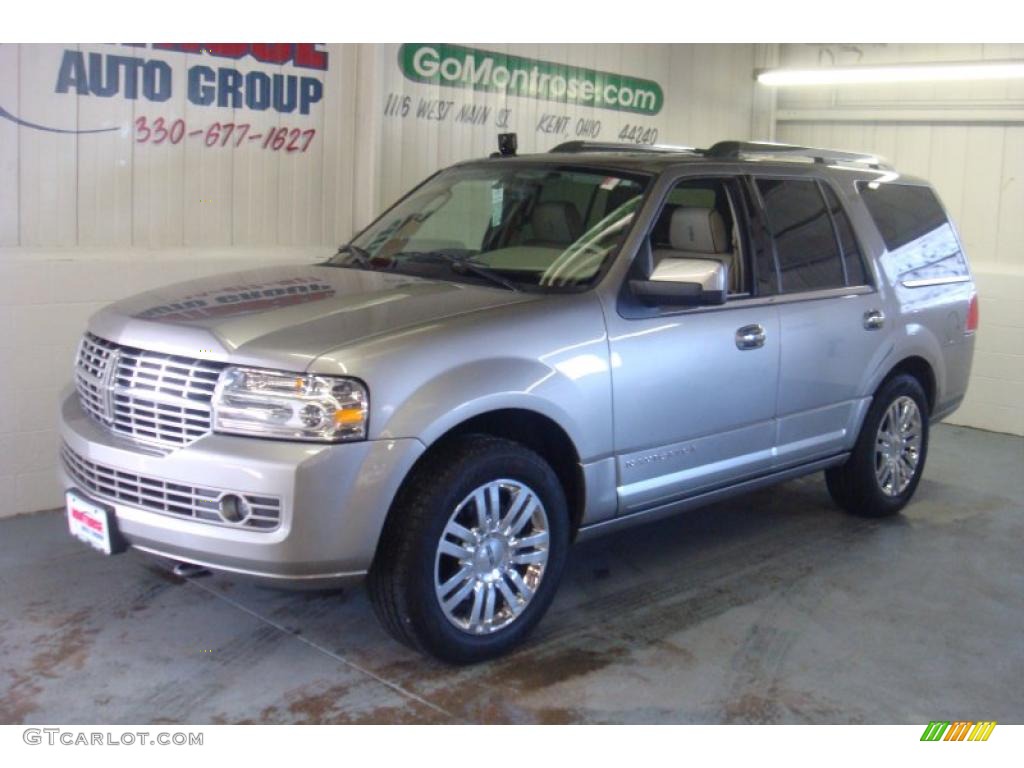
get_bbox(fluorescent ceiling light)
[758,61,1024,87]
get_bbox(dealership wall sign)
[0,44,327,148]
[56,45,326,114]
[398,44,664,116]
[384,44,665,146]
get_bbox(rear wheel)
[826,374,929,518]
[368,435,569,663]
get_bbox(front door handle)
[863,309,886,330]
[736,323,766,350]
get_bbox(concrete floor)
[1,424,1022,724]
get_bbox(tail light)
[966,293,980,334]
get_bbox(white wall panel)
[76,44,134,246]
[318,45,360,247]
[232,87,284,246]
[182,54,236,248]
[996,128,1024,267]
[18,45,78,246]
[131,48,190,248]
[0,46,17,246]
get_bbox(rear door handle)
[736,323,766,350]
[863,309,886,330]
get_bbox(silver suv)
[59,139,977,662]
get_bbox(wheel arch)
[436,408,586,535]
[878,355,937,415]
[371,407,587,573]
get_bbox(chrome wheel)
[434,479,550,635]
[874,395,923,496]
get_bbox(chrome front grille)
[74,333,226,450]
[61,443,281,530]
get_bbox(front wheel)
[826,374,930,518]
[368,435,569,663]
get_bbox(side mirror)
[630,257,728,306]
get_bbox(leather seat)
[653,207,736,288]
[527,202,583,247]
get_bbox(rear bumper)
[57,389,425,582]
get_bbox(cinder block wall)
[949,268,1024,435]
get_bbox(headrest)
[531,202,583,245]
[669,208,728,254]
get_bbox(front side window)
[647,178,751,296]
[331,166,650,291]
[756,179,846,293]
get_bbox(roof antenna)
[492,132,518,158]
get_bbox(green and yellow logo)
[399,44,664,116]
[920,721,997,741]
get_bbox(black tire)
[826,373,930,518]
[367,434,569,664]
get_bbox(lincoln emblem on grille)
[99,349,121,425]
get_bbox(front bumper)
[57,389,425,582]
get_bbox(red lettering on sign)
[143,44,328,71]
[133,116,315,152]
[293,44,327,71]
[251,43,293,65]
[204,44,248,59]
[72,507,103,532]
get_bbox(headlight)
[212,367,368,442]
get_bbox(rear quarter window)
[857,181,970,285]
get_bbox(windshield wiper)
[400,251,521,292]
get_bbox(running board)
[575,454,848,542]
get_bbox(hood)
[89,264,535,370]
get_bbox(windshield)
[328,165,650,290]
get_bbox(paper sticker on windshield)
[600,177,621,191]
[491,186,504,226]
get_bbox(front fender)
[307,291,614,466]
[378,356,612,463]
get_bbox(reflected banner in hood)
[136,276,336,322]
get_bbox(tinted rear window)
[857,181,969,284]
[858,183,948,252]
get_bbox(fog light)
[218,494,251,523]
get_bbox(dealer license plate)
[66,490,115,555]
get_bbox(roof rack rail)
[549,140,699,155]
[702,140,892,170]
